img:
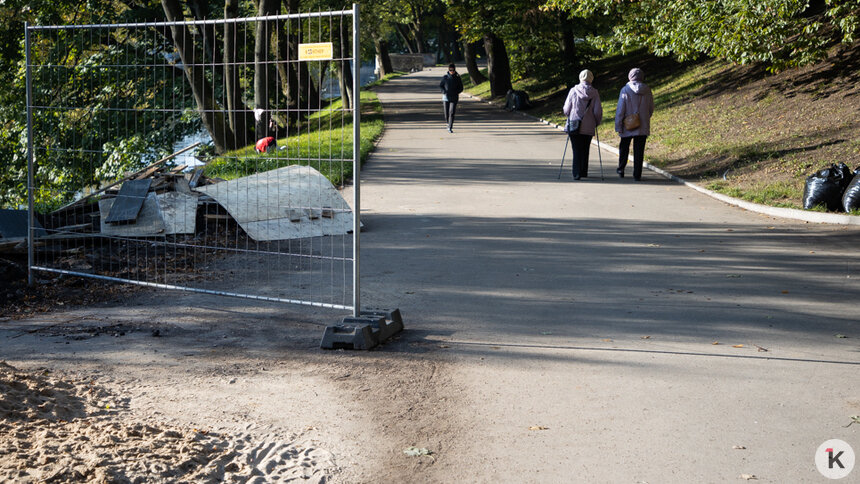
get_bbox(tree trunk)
[374,36,393,77]
[274,22,300,110]
[285,0,321,110]
[411,21,427,53]
[336,21,354,110]
[188,0,217,64]
[483,32,512,97]
[161,0,233,153]
[439,26,451,64]
[561,19,578,88]
[450,28,463,62]
[224,0,252,148]
[394,24,417,53]
[254,0,279,138]
[464,41,487,85]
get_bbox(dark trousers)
[443,100,458,130]
[618,135,648,180]
[569,133,592,178]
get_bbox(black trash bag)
[803,163,853,211]
[504,89,531,111]
[842,168,860,212]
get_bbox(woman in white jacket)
[562,69,603,180]
[615,68,655,180]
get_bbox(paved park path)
[357,68,860,482]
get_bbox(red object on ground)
[255,136,276,153]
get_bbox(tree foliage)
[543,0,860,71]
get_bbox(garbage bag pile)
[802,163,860,212]
[841,167,860,212]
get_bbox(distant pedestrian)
[255,136,277,153]
[563,69,603,180]
[439,63,463,133]
[614,68,654,180]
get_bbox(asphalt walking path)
[358,68,860,482]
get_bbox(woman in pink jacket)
[562,69,603,180]
[614,68,655,180]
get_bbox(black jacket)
[440,73,464,102]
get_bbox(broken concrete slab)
[196,165,354,241]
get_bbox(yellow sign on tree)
[298,42,334,61]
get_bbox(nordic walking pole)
[557,134,570,179]
[595,126,605,181]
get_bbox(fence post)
[25,22,35,287]
[351,3,361,317]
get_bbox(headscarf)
[579,69,594,83]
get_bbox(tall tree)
[224,0,253,148]
[463,41,487,84]
[162,0,234,152]
[483,32,512,95]
[254,0,279,138]
[445,0,515,96]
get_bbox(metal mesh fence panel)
[26,6,360,312]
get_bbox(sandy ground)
[0,291,458,483]
[2,69,860,483]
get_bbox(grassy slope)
[465,44,860,210]
[204,88,388,187]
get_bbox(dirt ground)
[0,286,459,483]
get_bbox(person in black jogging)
[439,63,463,133]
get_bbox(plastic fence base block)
[360,308,404,341]
[320,323,378,350]
[320,309,404,350]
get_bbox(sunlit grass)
[204,90,383,187]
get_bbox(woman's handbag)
[564,98,592,134]
[622,112,640,131]
[622,94,643,131]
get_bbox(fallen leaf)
[640,335,651,339]
[712,341,720,345]
[835,334,847,339]
[528,426,549,431]
[732,344,745,348]
[602,338,613,342]
[733,445,747,450]
[781,290,789,294]
[739,474,757,480]
[438,344,450,349]
[754,345,768,352]
[844,416,860,428]
[403,447,432,457]
[726,274,742,278]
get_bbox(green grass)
[705,180,802,207]
[364,71,405,88]
[204,90,384,187]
